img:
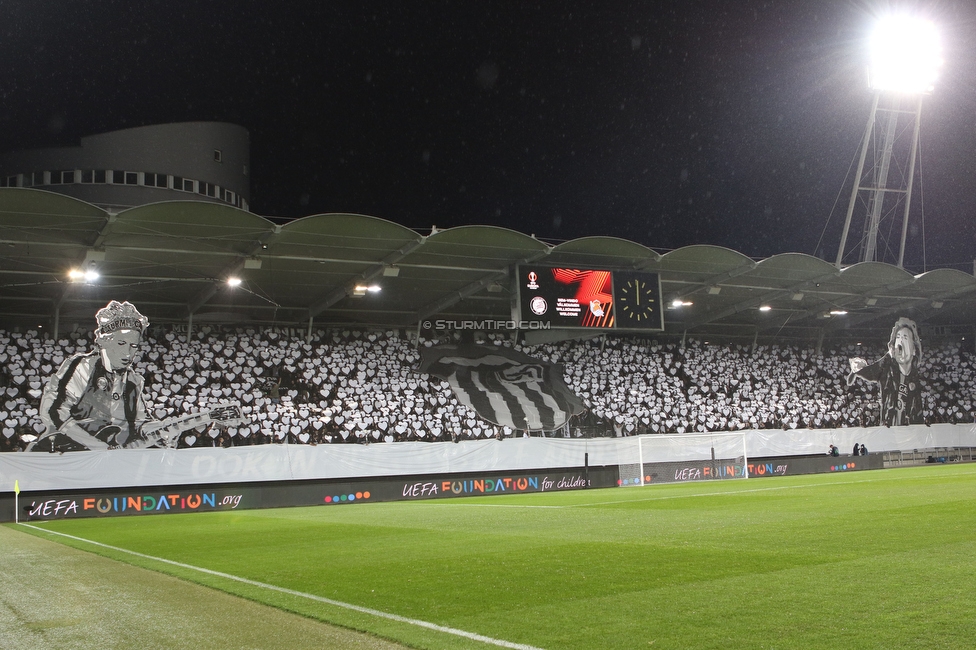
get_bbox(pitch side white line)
[19,523,544,650]
[430,467,976,509]
[421,503,565,509]
[426,481,841,509]
[572,468,976,507]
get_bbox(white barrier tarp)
[743,424,976,458]
[1,423,973,492]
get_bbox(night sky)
[3,1,976,271]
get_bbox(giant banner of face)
[28,301,243,452]
[847,317,925,426]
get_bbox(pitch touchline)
[578,469,976,506]
[19,523,544,650]
[433,468,976,509]
[427,481,852,509]
[422,503,564,509]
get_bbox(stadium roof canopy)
[1,188,974,343]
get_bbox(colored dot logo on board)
[324,491,372,504]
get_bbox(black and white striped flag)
[419,344,584,431]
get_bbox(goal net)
[616,432,749,486]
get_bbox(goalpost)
[616,432,749,486]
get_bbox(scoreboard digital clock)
[516,266,663,331]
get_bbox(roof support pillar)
[50,284,75,342]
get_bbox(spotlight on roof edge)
[227,277,242,287]
[353,284,382,296]
[68,268,99,282]
[830,310,848,316]
[758,305,772,312]
[671,299,693,308]
[868,15,942,94]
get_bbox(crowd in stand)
[0,325,973,452]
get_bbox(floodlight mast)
[835,16,941,269]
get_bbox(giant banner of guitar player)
[516,266,663,331]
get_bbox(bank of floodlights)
[836,14,943,268]
[68,268,99,283]
[867,15,942,94]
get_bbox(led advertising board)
[519,267,614,329]
[516,266,663,331]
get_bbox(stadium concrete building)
[0,122,249,213]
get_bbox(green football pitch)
[10,464,976,649]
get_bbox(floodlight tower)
[835,15,942,268]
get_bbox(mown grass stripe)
[20,522,545,650]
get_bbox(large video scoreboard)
[516,266,664,331]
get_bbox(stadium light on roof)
[227,277,242,287]
[68,268,99,283]
[868,15,942,94]
[353,284,381,297]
